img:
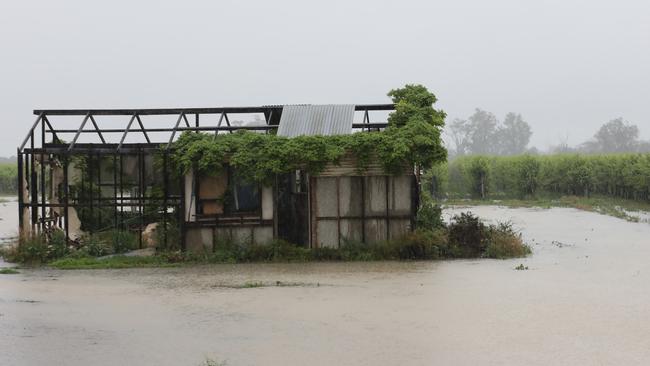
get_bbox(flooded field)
[2,206,650,365]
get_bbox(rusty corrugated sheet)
[277,105,355,137]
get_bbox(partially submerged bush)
[445,212,530,259]
[485,222,531,259]
[447,212,488,257]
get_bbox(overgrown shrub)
[156,221,181,251]
[48,229,69,259]
[338,240,375,261]
[389,230,443,260]
[425,163,449,198]
[447,212,488,257]
[484,222,531,259]
[416,192,445,230]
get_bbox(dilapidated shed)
[17,103,417,251]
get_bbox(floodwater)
[1,205,650,365]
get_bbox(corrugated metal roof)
[277,105,355,137]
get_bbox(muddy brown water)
[1,205,650,365]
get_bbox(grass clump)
[49,255,175,270]
[0,228,142,265]
[0,267,19,274]
[1,230,70,265]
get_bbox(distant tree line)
[447,111,649,157]
[551,118,650,154]
[447,109,533,157]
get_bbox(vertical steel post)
[88,153,93,234]
[63,154,69,241]
[17,149,23,236]
[385,175,390,240]
[139,148,144,249]
[97,153,102,230]
[113,154,118,230]
[162,151,168,248]
[179,167,185,251]
[119,154,124,229]
[30,132,36,230]
[360,177,366,244]
[40,119,46,232]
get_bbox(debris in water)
[551,240,573,248]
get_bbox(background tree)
[495,113,532,155]
[447,118,472,156]
[592,118,639,153]
[445,109,532,156]
[467,109,498,155]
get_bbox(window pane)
[234,181,259,212]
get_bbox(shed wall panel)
[316,177,337,217]
[390,176,413,215]
[389,219,411,240]
[185,227,213,253]
[364,176,387,216]
[364,219,387,243]
[339,219,363,243]
[253,226,274,245]
[338,177,363,217]
[317,220,339,248]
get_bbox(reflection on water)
[2,206,650,366]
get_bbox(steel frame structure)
[17,104,394,248]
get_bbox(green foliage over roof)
[168,84,447,183]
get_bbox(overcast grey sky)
[1,0,649,156]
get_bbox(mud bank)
[2,206,650,365]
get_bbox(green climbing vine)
[167,84,447,183]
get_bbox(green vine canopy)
[168,84,447,184]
